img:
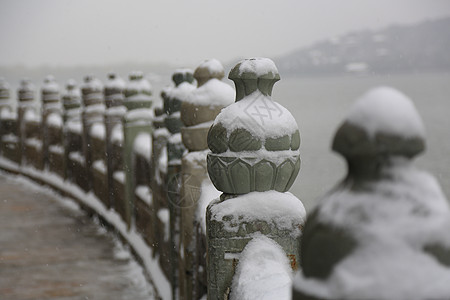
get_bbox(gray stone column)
[164,69,195,299]
[104,72,126,208]
[0,78,16,160]
[293,87,450,300]
[206,58,305,300]
[41,75,62,169]
[179,59,234,300]
[62,80,82,181]
[80,75,104,191]
[17,79,38,166]
[121,71,153,229]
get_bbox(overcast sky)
[1,0,449,67]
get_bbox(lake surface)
[272,72,450,211]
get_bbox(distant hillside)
[275,17,450,76]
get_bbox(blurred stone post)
[104,72,126,208]
[293,87,450,299]
[41,75,62,171]
[206,58,305,300]
[62,80,82,180]
[121,71,153,228]
[0,78,17,160]
[17,79,39,166]
[178,59,234,300]
[165,69,195,299]
[80,75,104,191]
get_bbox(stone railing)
[2,57,447,300]
[0,58,306,300]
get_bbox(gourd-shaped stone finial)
[207,58,300,194]
[0,77,10,102]
[81,75,103,107]
[18,78,35,103]
[172,69,194,87]
[123,71,152,111]
[104,72,126,108]
[62,80,81,111]
[294,87,450,300]
[181,59,234,150]
[41,75,60,105]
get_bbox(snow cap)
[333,86,426,159]
[0,77,10,100]
[18,78,35,102]
[172,68,194,87]
[194,58,225,87]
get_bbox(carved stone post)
[81,75,104,191]
[41,75,62,170]
[293,87,450,300]
[121,71,153,228]
[17,79,39,166]
[104,72,126,208]
[62,80,82,181]
[179,59,234,300]
[165,69,195,299]
[0,78,17,161]
[206,58,305,299]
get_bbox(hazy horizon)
[1,0,450,68]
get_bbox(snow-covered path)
[0,172,155,300]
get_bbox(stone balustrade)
[0,59,440,300]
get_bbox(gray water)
[273,72,450,211]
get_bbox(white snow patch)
[90,122,106,140]
[135,185,153,206]
[67,120,82,134]
[210,191,305,236]
[186,78,234,106]
[238,58,278,76]
[84,103,105,114]
[196,178,221,235]
[93,159,107,174]
[111,124,123,144]
[49,144,64,155]
[168,133,182,144]
[346,86,426,139]
[125,108,154,122]
[25,137,42,149]
[169,82,196,102]
[153,128,170,138]
[46,113,62,128]
[69,151,85,165]
[214,92,298,139]
[133,132,152,160]
[157,208,170,242]
[230,234,293,300]
[197,58,224,75]
[113,171,125,183]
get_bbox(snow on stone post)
[41,75,62,171]
[121,71,153,229]
[206,58,306,300]
[178,59,234,300]
[293,87,450,300]
[103,72,126,208]
[164,68,195,299]
[17,78,41,167]
[0,78,16,159]
[80,75,104,191]
[62,80,82,181]
[151,88,172,279]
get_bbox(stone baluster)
[151,88,172,279]
[0,78,17,160]
[121,71,153,228]
[104,72,126,208]
[80,75,104,191]
[293,87,450,300]
[206,58,306,300]
[17,78,38,166]
[62,80,82,181]
[165,69,195,299]
[179,59,234,300]
[41,75,62,169]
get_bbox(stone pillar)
[41,75,62,169]
[165,69,195,299]
[104,72,126,208]
[62,80,82,181]
[17,79,38,166]
[0,78,16,159]
[293,87,450,300]
[179,59,234,300]
[206,58,305,300]
[80,75,104,191]
[121,71,153,228]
